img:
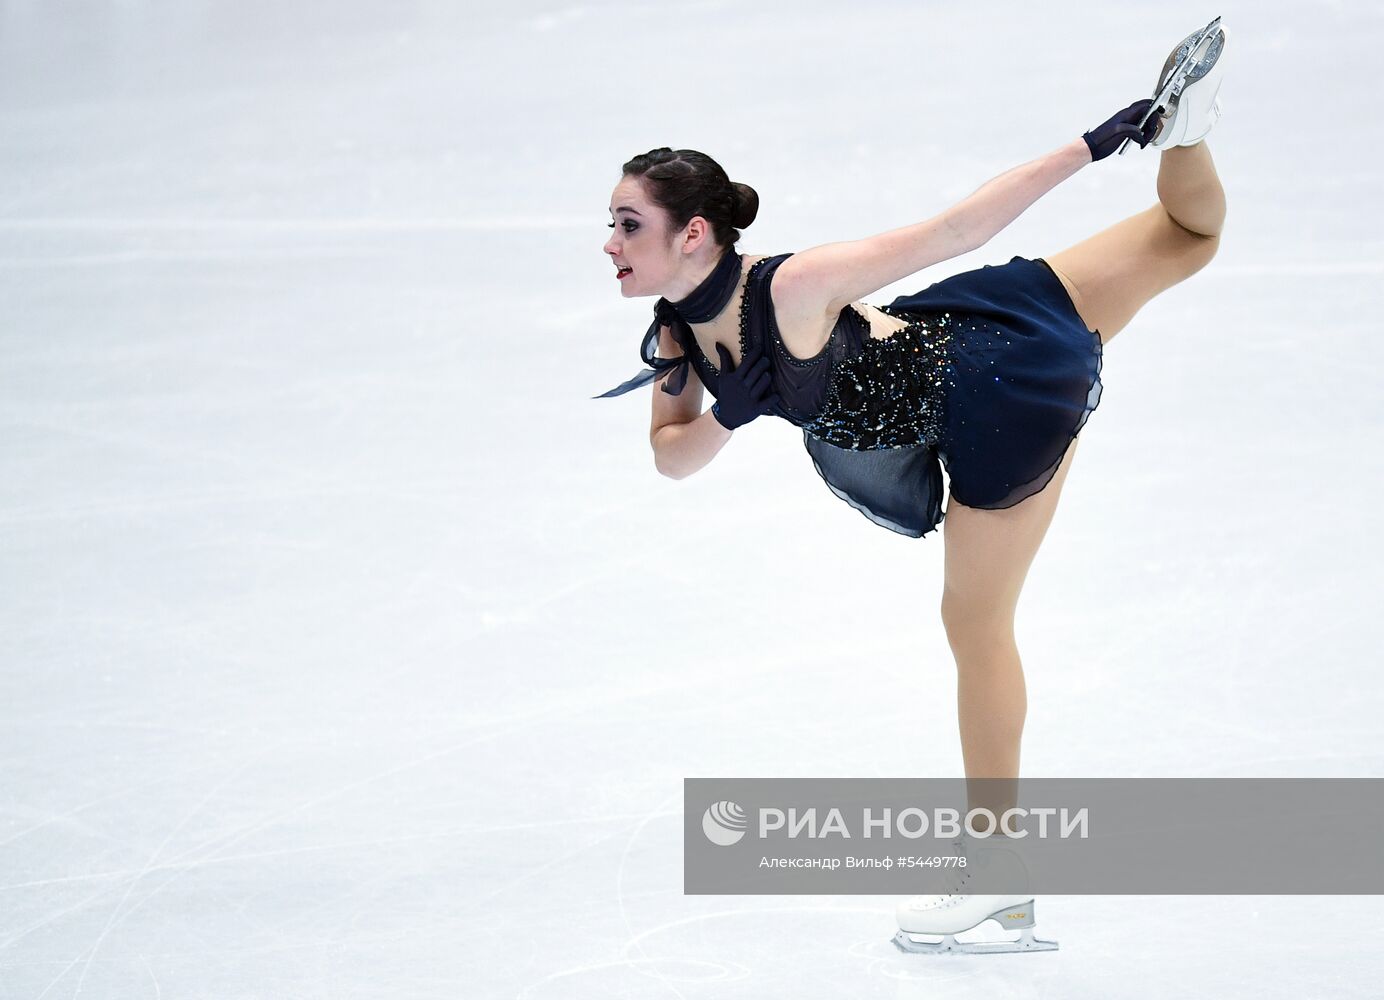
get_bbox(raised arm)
[774,138,1093,315]
[944,137,1094,256]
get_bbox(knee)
[1162,183,1228,242]
[1190,228,1222,272]
[1165,216,1222,277]
[940,589,1018,660]
[1167,203,1225,243]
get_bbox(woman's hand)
[711,341,779,430]
[1083,98,1162,161]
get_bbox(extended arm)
[775,138,1092,314]
[945,138,1093,251]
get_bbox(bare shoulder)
[767,251,839,319]
[761,251,847,361]
[746,250,833,331]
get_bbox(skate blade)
[892,927,1059,955]
[1159,25,1225,119]
[1119,16,1223,157]
[1146,20,1222,124]
[1157,17,1223,97]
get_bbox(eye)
[606,222,637,232]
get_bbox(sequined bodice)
[684,255,860,426]
[805,305,955,450]
[683,253,955,452]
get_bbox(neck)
[662,244,744,328]
[666,246,729,302]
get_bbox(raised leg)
[940,440,1080,799]
[1043,142,1226,344]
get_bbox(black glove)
[1083,98,1163,161]
[711,341,779,429]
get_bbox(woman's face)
[604,176,677,298]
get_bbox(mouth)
[615,265,633,280]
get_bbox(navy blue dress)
[632,253,1102,538]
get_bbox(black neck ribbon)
[592,249,744,399]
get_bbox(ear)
[681,215,711,253]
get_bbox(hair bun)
[730,181,759,230]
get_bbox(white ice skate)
[1150,23,1228,148]
[1119,17,1228,155]
[892,837,1058,955]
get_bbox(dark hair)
[620,147,759,250]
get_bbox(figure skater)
[595,19,1228,954]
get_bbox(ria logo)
[701,800,748,846]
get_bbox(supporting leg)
[940,442,1080,806]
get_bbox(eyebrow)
[609,206,643,215]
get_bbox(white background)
[1,1,1380,997]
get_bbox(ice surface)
[1,1,1381,997]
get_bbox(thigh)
[1044,203,1221,344]
[942,439,1079,624]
